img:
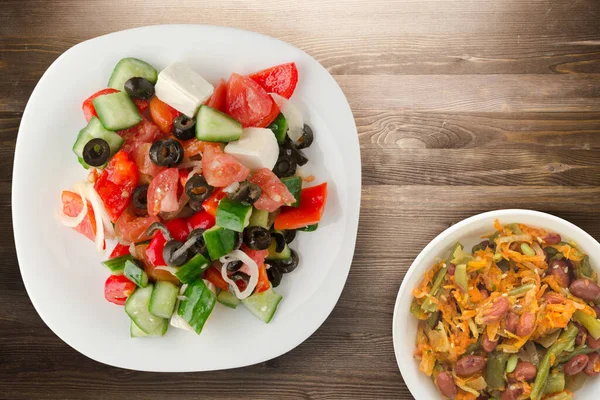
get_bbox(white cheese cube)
[224,128,279,171]
[154,62,214,117]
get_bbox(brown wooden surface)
[1,0,599,399]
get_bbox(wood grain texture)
[1,0,599,399]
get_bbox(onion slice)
[270,93,304,142]
[219,250,259,300]
[56,185,88,228]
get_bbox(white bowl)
[12,25,361,371]
[392,209,600,399]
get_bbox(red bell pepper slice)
[204,266,229,291]
[164,218,190,242]
[242,245,270,293]
[146,232,168,267]
[82,88,119,122]
[94,150,139,222]
[202,188,226,217]
[109,243,130,259]
[104,275,136,305]
[274,183,328,230]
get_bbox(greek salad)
[58,58,328,338]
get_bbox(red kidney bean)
[517,312,536,337]
[505,312,519,334]
[589,334,600,350]
[575,323,589,346]
[549,259,570,287]
[447,263,456,276]
[569,279,600,302]
[435,371,457,399]
[583,353,600,377]
[455,355,486,377]
[543,291,566,304]
[482,335,498,352]
[593,305,600,318]
[501,384,524,400]
[564,354,589,376]
[544,233,562,245]
[482,297,510,324]
[513,361,537,382]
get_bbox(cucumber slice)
[281,176,301,208]
[108,57,158,91]
[148,280,179,319]
[102,254,133,274]
[130,318,168,338]
[203,225,237,260]
[195,105,243,142]
[242,288,282,323]
[267,237,292,261]
[123,259,149,288]
[217,290,241,309]
[72,117,124,168]
[297,224,318,232]
[216,198,252,232]
[177,279,217,334]
[124,284,166,334]
[248,208,270,229]
[267,113,288,144]
[93,91,142,130]
[175,254,210,284]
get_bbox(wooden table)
[1,1,599,398]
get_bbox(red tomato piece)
[115,210,159,243]
[204,266,229,291]
[205,78,227,112]
[248,62,299,100]
[132,98,149,113]
[82,88,119,122]
[118,118,164,157]
[178,169,190,188]
[131,142,166,178]
[94,151,139,222]
[201,144,250,187]
[225,73,277,128]
[61,190,97,242]
[179,139,215,159]
[249,168,296,212]
[254,99,280,128]
[202,188,226,217]
[147,168,180,216]
[149,97,181,133]
[274,183,328,230]
[109,243,130,259]
[242,245,270,293]
[104,275,136,305]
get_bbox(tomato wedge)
[104,275,136,305]
[94,150,139,222]
[204,266,229,291]
[249,62,299,99]
[82,88,119,122]
[242,245,270,293]
[147,168,180,216]
[249,168,296,212]
[274,182,328,230]
[201,144,250,187]
[61,190,98,242]
[114,210,159,243]
[205,78,227,112]
[149,97,181,133]
[225,73,279,128]
[109,243,130,259]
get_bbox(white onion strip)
[270,93,304,142]
[56,184,88,228]
[178,159,203,170]
[219,250,259,300]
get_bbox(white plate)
[12,25,361,372]
[392,209,600,399]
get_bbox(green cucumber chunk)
[217,290,241,309]
[267,113,288,144]
[216,198,252,232]
[281,176,302,208]
[72,116,124,168]
[248,208,270,228]
[124,284,167,334]
[93,91,142,130]
[195,105,242,142]
[108,57,158,91]
[242,288,282,323]
[102,254,133,274]
[175,253,210,284]
[123,260,149,287]
[130,318,168,338]
[297,224,318,232]
[266,237,292,261]
[203,225,237,260]
[148,280,179,319]
[177,278,217,334]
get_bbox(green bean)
[576,255,594,280]
[508,283,536,297]
[543,370,565,395]
[507,223,523,234]
[565,372,588,392]
[573,310,600,340]
[536,329,561,349]
[521,243,535,256]
[455,263,468,292]
[426,311,439,329]
[530,324,579,400]
[543,392,573,400]
[486,351,509,390]
[420,266,448,313]
[506,354,519,373]
[410,298,428,320]
[465,337,482,355]
[544,247,561,259]
[557,346,599,364]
